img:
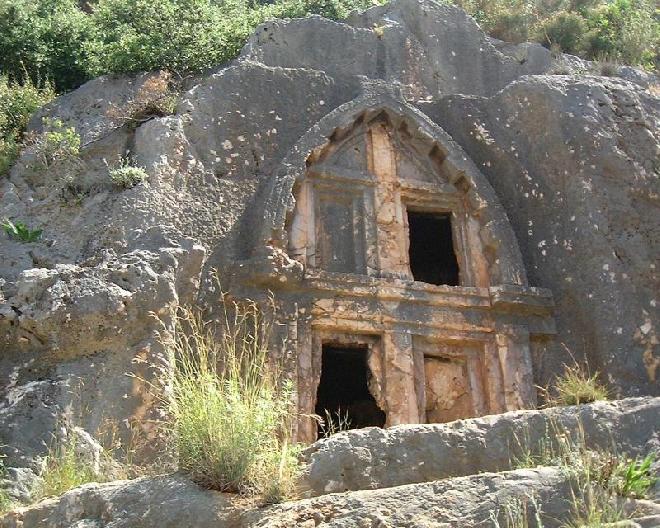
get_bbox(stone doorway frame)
[301,330,385,442]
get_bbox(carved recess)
[242,91,555,442]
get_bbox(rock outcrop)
[0,0,658,504]
[300,397,660,496]
[2,398,659,527]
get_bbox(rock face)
[2,399,659,527]
[299,397,660,496]
[0,0,658,493]
[0,469,576,528]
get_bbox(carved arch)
[259,90,528,287]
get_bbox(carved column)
[368,122,410,278]
[383,330,422,425]
[496,326,537,410]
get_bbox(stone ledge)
[299,397,660,497]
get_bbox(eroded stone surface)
[0,0,657,491]
[299,398,660,496]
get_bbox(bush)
[539,11,587,54]
[0,76,55,177]
[0,0,92,92]
[86,0,382,78]
[109,161,148,189]
[163,296,300,502]
[32,118,81,169]
[0,488,11,515]
[457,0,658,70]
[0,0,656,102]
[583,0,659,70]
[0,459,13,515]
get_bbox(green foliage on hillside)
[0,0,656,178]
[0,76,55,177]
[0,0,384,93]
[0,0,657,95]
[457,0,658,70]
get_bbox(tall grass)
[164,294,300,502]
[511,418,658,527]
[32,436,100,501]
[489,495,544,528]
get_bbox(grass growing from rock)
[32,437,100,501]
[0,76,55,177]
[164,296,300,503]
[109,162,148,189]
[511,418,658,527]
[549,363,609,406]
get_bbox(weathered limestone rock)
[0,245,205,469]
[1,0,657,489]
[299,397,660,496]
[0,469,585,528]
[426,75,660,395]
[0,475,239,528]
[1,397,659,526]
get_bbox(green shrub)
[0,488,11,515]
[2,219,42,243]
[164,297,300,502]
[109,161,148,189]
[0,76,55,177]
[86,0,382,78]
[457,0,658,70]
[0,0,656,100]
[539,11,587,54]
[0,0,92,91]
[0,458,13,515]
[33,118,81,169]
[583,0,659,70]
[32,437,100,500]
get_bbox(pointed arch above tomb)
[257,83,528,287]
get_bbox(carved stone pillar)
[383,331,422,425]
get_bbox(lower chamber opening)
[314,344,385,436]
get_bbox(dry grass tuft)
[162,294,301,503]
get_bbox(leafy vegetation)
[109,161,148,189]
[0,76,55,177]
[456,0,658,71]
[0,0,655,97]
[0,458,13,515]
[0,488,11,516]
[511,418,659,527]
[0,0,655,178]
[2,219,43,243]
[613,453,657,499]
[162,296,300,502]
[33,118,81,170]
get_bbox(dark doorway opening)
[407,210,460,286]
[315,344,385,436]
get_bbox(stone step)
[299,397,660,496]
